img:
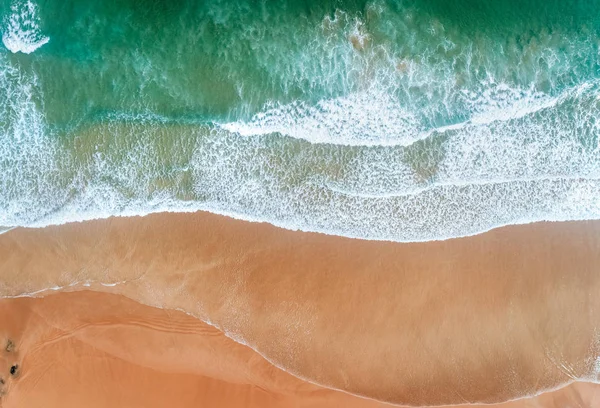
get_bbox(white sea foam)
[216,0,600,150]
[1,279,131,298]
[1,72,599,242]
[1,4,600,242]
[1,0,49,54]
[222,90,424,147]
[222,78,591,149]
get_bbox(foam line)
[1,0,49,54]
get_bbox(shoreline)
[8,204,600,243]
[0,290,598,407]
[1,212,600,405]
[0,290,391,408]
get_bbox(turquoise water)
[1,0,599,241]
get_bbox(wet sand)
[1,212,600,405]
[0,290,390,408]
[1,290,599,408]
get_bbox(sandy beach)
[1,212,600,406]
[2,0,599,405]
[0,290,598,408]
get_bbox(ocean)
[1,0,599,241]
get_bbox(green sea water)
[1,0,599,241]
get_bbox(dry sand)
[0,291,599,408]
[1,212,600,406]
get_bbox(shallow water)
[1,0,599,241]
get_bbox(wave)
[1,48,599,241]
[1,0,49,54]
[221,82,573,148]
[1,0,600,242]
[221,89,424,147]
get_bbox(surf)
[0,0,599,242]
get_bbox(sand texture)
[1,213,600,405]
